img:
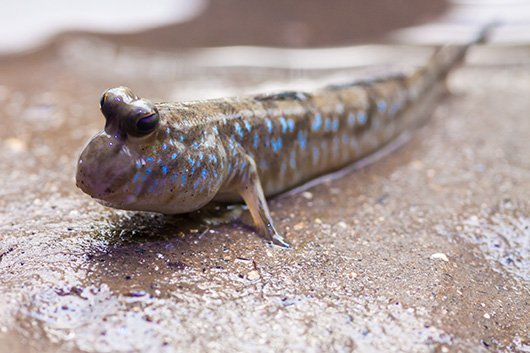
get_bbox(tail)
[425,22,498,83]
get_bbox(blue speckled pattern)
[76,28,492,247]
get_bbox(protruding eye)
[136,112,159,134]
[99,91,107,109]
[125,100,159,137]
[99,87,138,121]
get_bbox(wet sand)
[1,1,530,352]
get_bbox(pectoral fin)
[236,157,290,248]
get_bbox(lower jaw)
[95,194,138,209]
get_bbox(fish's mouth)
[76,176,137,208]
[95,193,138,208]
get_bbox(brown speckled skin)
[76,30,489,246]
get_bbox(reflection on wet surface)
[1,1,530,352]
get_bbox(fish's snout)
[76,132,136,202]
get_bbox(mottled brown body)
[76,27,492,246]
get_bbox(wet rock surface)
[1,8,530,353]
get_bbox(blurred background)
[1,0,528,56]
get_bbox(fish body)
[76,27,492,246]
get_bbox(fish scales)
[76,26,493,247]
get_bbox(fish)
[76,25,494,247]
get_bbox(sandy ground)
[1,1,530,352]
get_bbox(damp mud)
[1,1,530,352]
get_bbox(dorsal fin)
[254,91,310,102]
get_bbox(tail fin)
[425,22,497,82]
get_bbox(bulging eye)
[100,87,138,120]
[125,100,159,137]
[136,112,159,134]
[99,91,107,109]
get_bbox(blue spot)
[272,139,278,152]
[179,136,184,142]
[313,147,319,161]
[197,161,201,167]
[171,153,177,160]
[157,158,161,164]
[162,165,168,174]
[266,119,273,133]
[148,186,154,193]
[181,174,186,185]
[142,176,146,181]
[132,172,140,184]
[220,161,224,168]
[202,169,207,178]
[194,178,201,189]
[290,153,296,168]
[348,113,356,126]
[154,180,159,186]
[227,164,232,173]
[147,157,154,162]
[325,117,331,131]
[201,136,204,143]
[254,134,259,148]
[191,166,196,175]
[332,119,339,131]
[171,174,177,181]
[146,169,152,174]
[280,117,288,133]
[298,131,307,150]
[213,169,218,178]
[152,146,157,153]
[377,100,387,112]
[241,162,246,170]
[192,142,199,149]
[287,119,295,131]
[244,120,252,132]
[162,144,167,150]
[266,137,270,147]
[278,137,282,149]
[199,152,203,160]
[312,114,322,131]
[188,156,195,166]
[358,112,367,124]
[212,126,219,135]
[136,161,141,168]
[234,122,243,138]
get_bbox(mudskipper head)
[76,87,226,214]
[76,86,161,209]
